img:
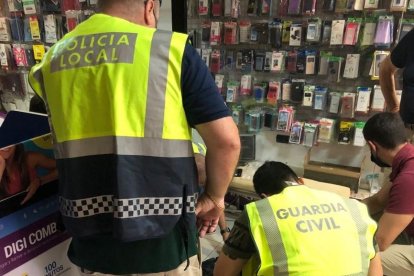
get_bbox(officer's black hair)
[253,161,299,196]
[363,112,407,149]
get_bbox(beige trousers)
[381,244,414,276]
[76,255,201,276]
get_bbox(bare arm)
[21,152,58,204]
[362,181,391,216]
[194,153,206,186]
[196,116,240,199]
[368,253,383,276]
[379,56,400,112]
[214,251,247,276]
[376,212,414,251]
[195,117,240,237]
[0,156,5,183]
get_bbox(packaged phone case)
[267,81,280,104]
[353,122,366,146]
[287,50,298,73]
[288,0,302,15]
[212,0,223,16]
[327,92,340,114]
[277,106,294,132]
[371,85,386,111]
[318,118,335,143]
[254,82,268,103]
[224,21,238,45]
[338,121,354,145]
[289,121,304,144]
[313,86,328,110]
[303,122,319,147]
[374,16,394,48]
[281,79,292,102]
[296,50,306,73]
[226,81,239,103]
[291,79,305,103]
[306,18,322,42]
[240,75,252,96]
[271,51,285,72]
[305,50,317,75]
[210,50,221,73]
[198,0,209,15]
[355,87,372,114]
[302,85,315,107]
[255,51,266,72]
[302,0,317,14]
[269,20,282,48]
[340,92,355,118]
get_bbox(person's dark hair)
[0,144,30,198]
[363,112,407,149]
[29,95,47,114]
[253,161,299,196]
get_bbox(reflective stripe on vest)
[245,186,377,276]
[60,194,197,218]
[56,136,192,159]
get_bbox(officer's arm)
[379,56,400,113]
[376,212,414,251]
[368,253,383,276]
[214,251,247,276]
[362,180,391,216]
[194,153,206,186]
[195,116,240,202]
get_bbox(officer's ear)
[259,193,268,199]
[144,0,157,28]
[297,178,305,185]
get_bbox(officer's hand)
[195,193,224,238]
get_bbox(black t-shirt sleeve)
[391,29,414,68]
[222,210,256,260]
[181,44,230,127]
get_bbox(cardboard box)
[304,149,361,192]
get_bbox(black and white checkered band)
[59,194,198,218]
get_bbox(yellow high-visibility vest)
[28,14,198,241]
[244,185,377,276]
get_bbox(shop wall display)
[0,0,97,112]
[185,0,414,148]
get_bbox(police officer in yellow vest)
[29,0,240,274]
[215,161,382,276]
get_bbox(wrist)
[205,192,225,210]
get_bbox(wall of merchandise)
[0,0,96,111]
[1,0,413,149]
[187,0,414,148]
